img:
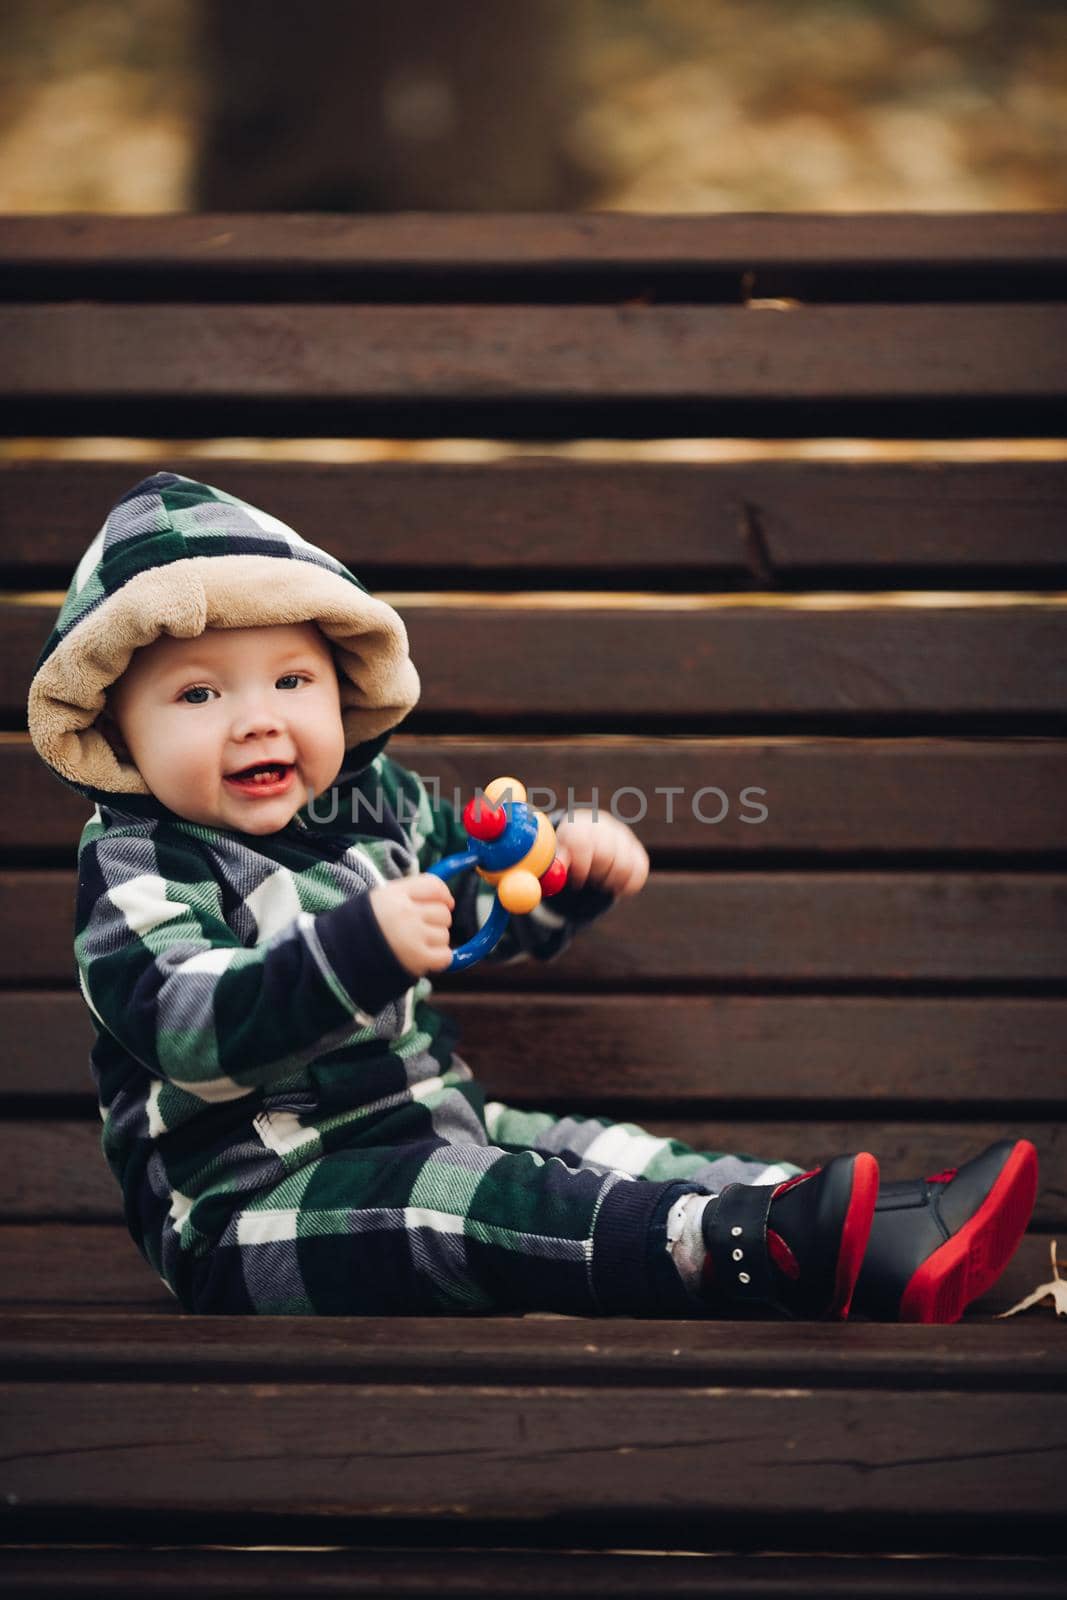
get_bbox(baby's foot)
[850,1138,1038,1323]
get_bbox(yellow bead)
[521,810,556,878]
[485,775,526,806]
[498,869,541,914]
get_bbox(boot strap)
[705,1180,780,1308]
[873,1177,931,1212]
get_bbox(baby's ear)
[96,706,130,763]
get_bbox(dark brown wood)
[401,604,1067,721]
[453,993,1067,1105]
[6,734,1067,857]
[1,1376,1062,1520]
[6,870,1066,986]
[1,1224,1058,1315]
[365,735,1067,855]
[0,1225,174,1308]
[4,990,1066,1106]
[4,459,1067,581]
[9,603,1067,723]
[2,210,1064,271]
[0,1121,1060,1224]
[4,1305,1065,1382]
[5,303,1064,401]
[2,1546,1065,1600]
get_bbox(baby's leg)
[179,1135,717,1319]
[482,1100,805,1191]
[477,1103,809,1308]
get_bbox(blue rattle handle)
[428,851,511,971]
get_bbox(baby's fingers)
[409,873,454,908]
[557,837,594,891]
[423,937,454,972]
[421,902,453,928]
[615,844,650,897]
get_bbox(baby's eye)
[180,685,217,705]
[277,673,307,690]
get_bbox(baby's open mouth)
[225,762,294,785]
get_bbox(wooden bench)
[1,212,1065,1596]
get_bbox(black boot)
[851,1138,1038,1323]
[700,1152,880,1320]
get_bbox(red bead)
[463,793,507,841]
[539,857,568,897]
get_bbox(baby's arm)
[75,820,421,1105]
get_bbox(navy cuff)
[549,881,616,925]
[592,1178,714,1316]
[314,890,414,1015]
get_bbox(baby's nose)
[233,702,285,739]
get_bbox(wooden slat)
[4,460,1067,581]
[9,604,1067,724]
[455,994,1067,1106]
[3,1307,1065,1383]
[2,1547,1065,1600]
[0,1378,1062,1521]
[1,1225,1059,1316]
[7,870,1065,986]
[0,1225,174,1308]
[5,735,1067,857]
[2,209,1064,276]
[1,1121,1060,1225]
[5,302,1065,399]
[401,604,1067,722]
[4,990,1066,1106]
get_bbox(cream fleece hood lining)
[27,554,422,797]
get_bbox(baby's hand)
[369,874,455,977]
[554,811,649,898]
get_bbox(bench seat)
[1,211,1065,1594]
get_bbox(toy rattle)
[428,776,568,970]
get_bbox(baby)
[27,473,1038,1321]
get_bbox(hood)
[26,471,421,815]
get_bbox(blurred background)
[1,0,1065,215]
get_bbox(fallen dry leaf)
[994,1239,1067,1320]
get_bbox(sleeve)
[73,822,414,1104]
[374,754,617,966]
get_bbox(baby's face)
[103,622,347,835]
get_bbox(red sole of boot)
[830,1152,880,1320]
[897,1139,1039,1324]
